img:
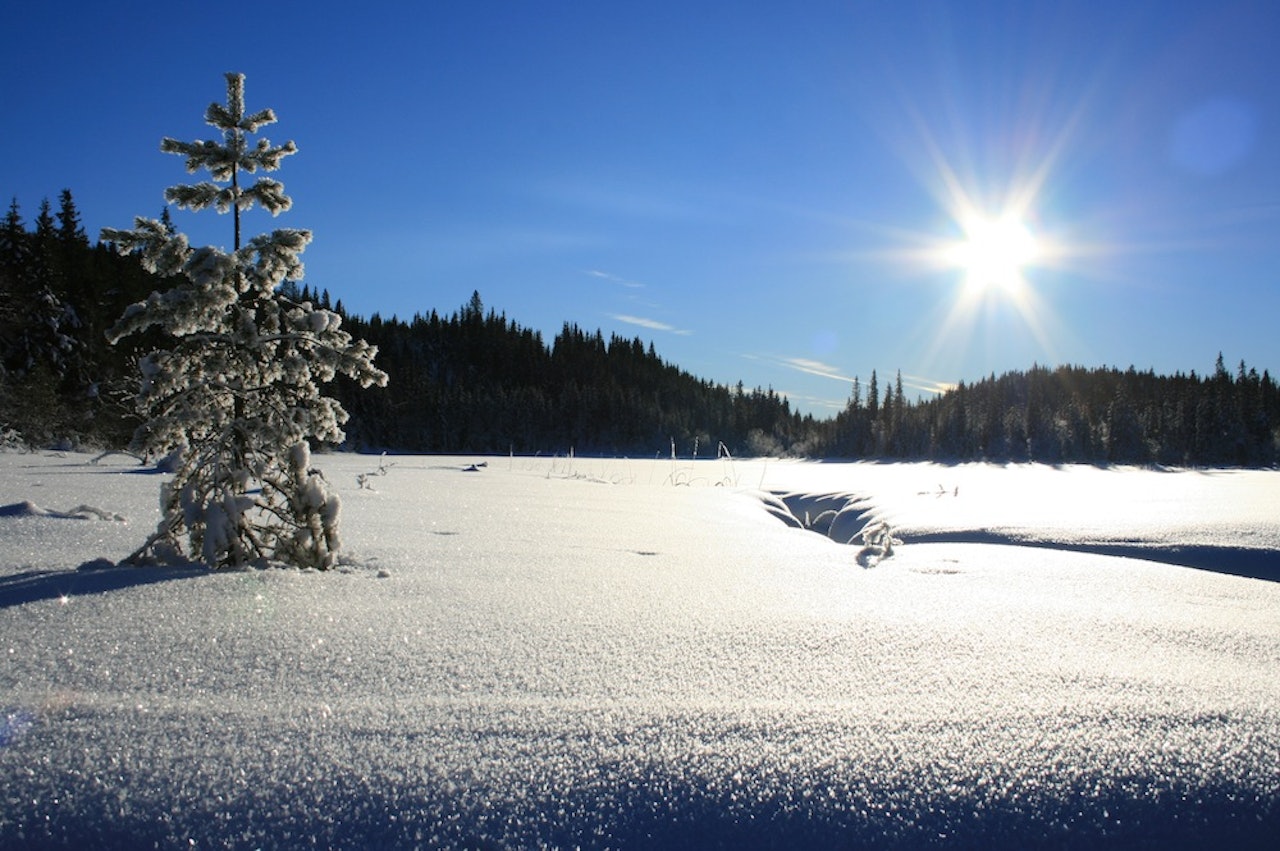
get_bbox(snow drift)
[1,451,1278,848]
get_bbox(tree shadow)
[0,561,204,610]
[908,530,1280,583]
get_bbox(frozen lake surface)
[2,451,1278,848]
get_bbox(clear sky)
[4,0,1277,414]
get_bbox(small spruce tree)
[104,72,387,569]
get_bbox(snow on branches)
[104,73,387,570]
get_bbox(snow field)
[1,451,1279,848]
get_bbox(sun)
[945,212,1041,295]
[907,191,1062,374]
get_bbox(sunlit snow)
[1,451,1278,848]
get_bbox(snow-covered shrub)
[858,519,901,565]
[0,426,24,451]
[716,440,739,486]
[745,428,784,458]
[104,73,387,569]
[356,452,395,490]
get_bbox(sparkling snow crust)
[2,452,1278,848]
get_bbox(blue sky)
[5,1,1277,414]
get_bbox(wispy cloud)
[534,176,709,222]
[901,373,957,396]
[779,357,855,383]
[744,354,855,384]
[778,390,848,413]
[585,269,644,288]
[746,353,954,398]
[609,314,692,336]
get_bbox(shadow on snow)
[0,561,204,609]
[907,531,1280,584]
[766,491,1280,584]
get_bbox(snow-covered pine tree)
[104,72,387,570]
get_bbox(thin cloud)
[772,356,855,384]
[901,373,957,396]
[585,269,643,288]
[786,357,853,383]
[537,177,708,222]
[609,314,692,335]
[748,354,953,399]
[779,390,848,412]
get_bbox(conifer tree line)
[828,358,1280,466]
[0,190,171,446]
[3,189,1279,466]
[307,287,810,456]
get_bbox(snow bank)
[758,459,1280,579]
[1,452,1278,848]
[0,500,126,521]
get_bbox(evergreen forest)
[4,190,1279,467]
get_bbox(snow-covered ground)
[2,450,1278,849]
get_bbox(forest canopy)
[3,190,1278,466]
